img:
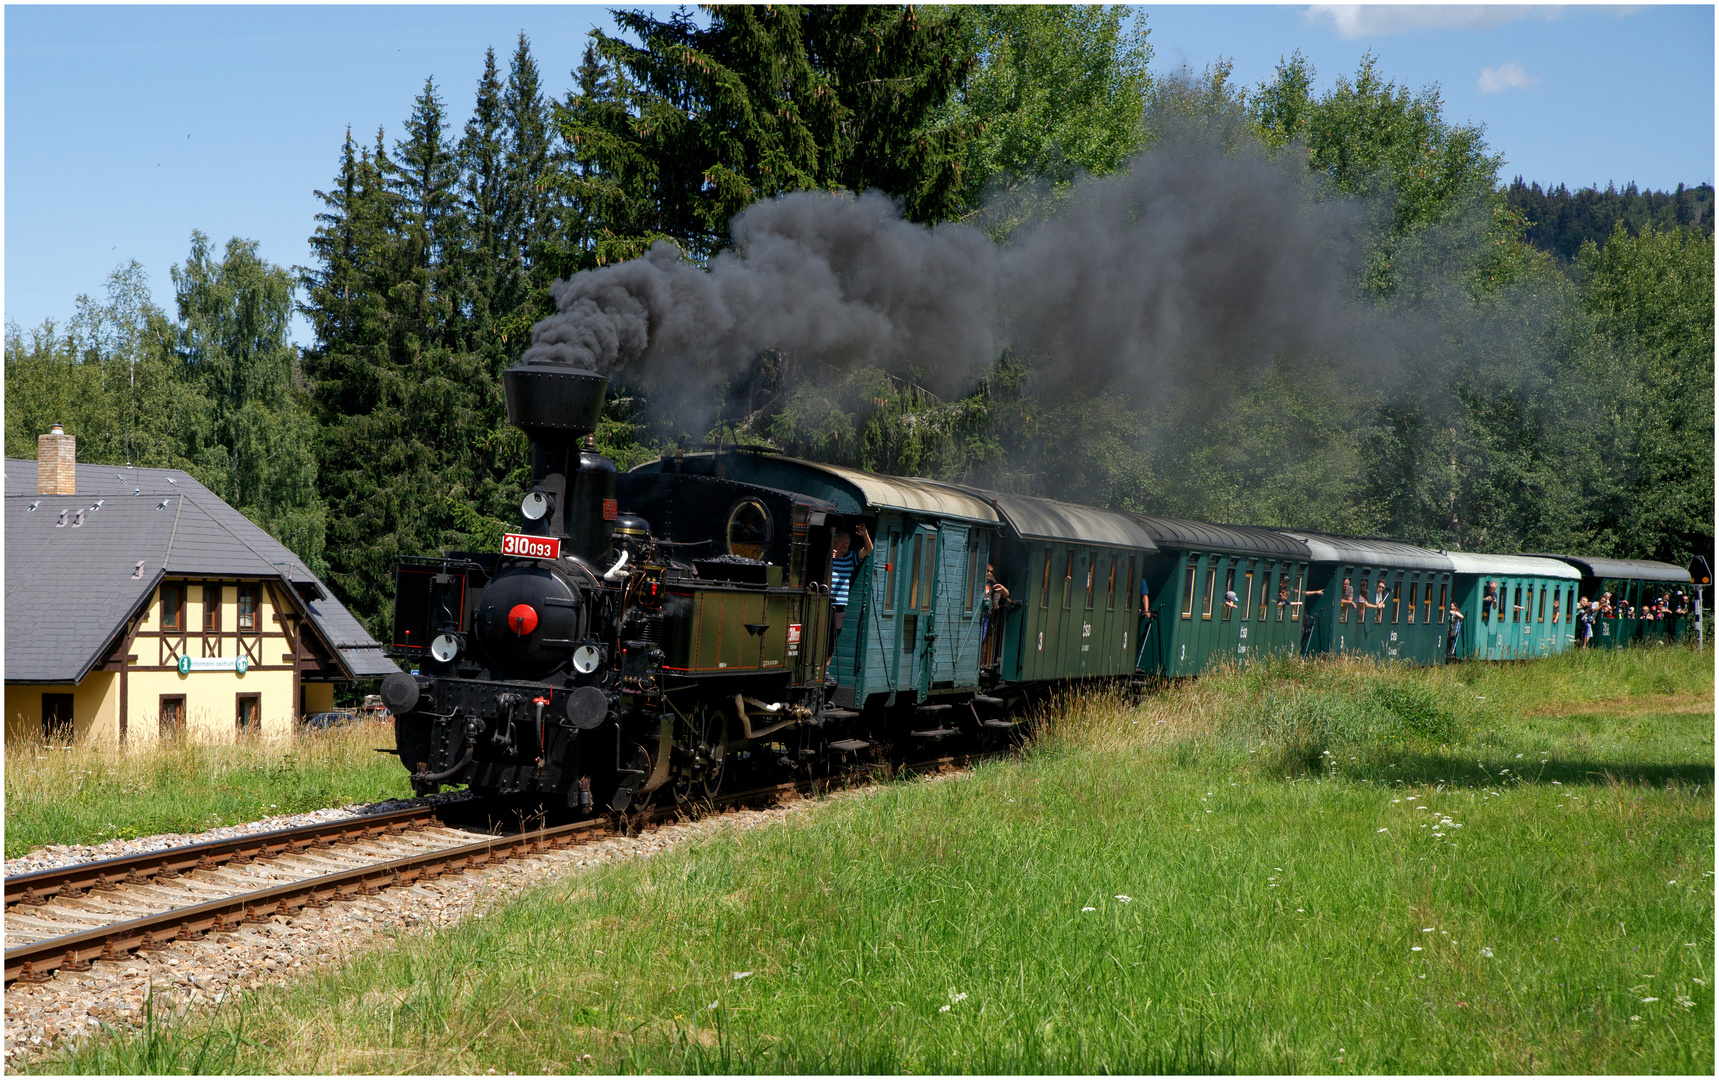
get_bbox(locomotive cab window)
[725,499,772,561]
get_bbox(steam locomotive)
[381,358,1705,815]
[381,360,876,813]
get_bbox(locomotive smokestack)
[502,359,615,563]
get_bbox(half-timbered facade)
[5,436,396,744]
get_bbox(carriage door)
[934,524,984,690]
[900,526,940,699]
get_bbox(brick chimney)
[37,424,75,495]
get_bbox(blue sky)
[5,5,1713,348]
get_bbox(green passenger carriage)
[1279,532,1453,664]
[1529,555,1696,648]
[1128,518,1313,677]
[1446,553,1582,659]
[937,486,1160,689]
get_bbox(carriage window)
[1241,569,1254,621]
[1258,566,1272,622]
[1085,552,1096,610]
[1202,564,1216,620]
[1391,578,1402,624]
[1181,561,1197,619]
[883,532,898,612]
[1041,547,1053,609]
[1406,582,1417,623]
[1537,585,1547,622]
[927,538,940,609]
[1291,573,1303,621]
[1566,586,1575,622]
[1062,551,1075,610]
[908,536,924,610]
[962,538,977,613]
[725,498,772,560]
[1222,567,1236,621]
[1512,584,1522,623]
[1106,556,1117,612]
[1438,584,1448,622]
[1423,582,1432,624]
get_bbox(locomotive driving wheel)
[669,705,729,803]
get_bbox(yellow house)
[5,429,397,744]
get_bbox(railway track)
[3,752,990,987]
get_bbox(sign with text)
[501,532,561,560]
[178,655,250,675]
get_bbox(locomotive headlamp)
[521,490,552,521]
[572,644,603,674]
[429,633,461,663]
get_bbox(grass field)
[34,647,1714,1074]
[4,723,413,860]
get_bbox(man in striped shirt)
[827,523,873,678]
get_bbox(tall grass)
[31,647,1714,1074]
[4,724,412,859]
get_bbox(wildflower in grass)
[1378,828,1388,833]
[1412,946,1423,951]
[732,971,752,980]
[1641,997,1659,1003]
[1481,947,1494,958]
[1422,928,1434,932]
[950,991,967,1003]
[1115,895,1132,903]
[939,1004,951,1012]
[1630,1015,1642,1022]
[1081,906,1096,912]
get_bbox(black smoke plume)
[523,129,1382,432]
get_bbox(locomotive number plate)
[501,532,561,560]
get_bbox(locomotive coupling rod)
[734,695,800,740]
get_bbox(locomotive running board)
[734,695,800,740]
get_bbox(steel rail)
[4,806,442,910]
[4,753,995,984]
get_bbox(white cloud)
[1478,60,1540,94]
[1305,6,1558,39]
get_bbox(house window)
[236,693,261,734]
[160,695,186,738]
[161,584,184,632]
[42,693,74,743]
[203,584,222,632]
[238,586,257,630]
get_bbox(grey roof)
[5,460,396,683]
[1128,515,1313,560]
[634,453,1001,524]
[932,484,1159,551]
[1444,552,1581,581]
[1526,553,1694,584]
[1274,530,1454,572]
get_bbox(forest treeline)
[6,6,1712,638]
